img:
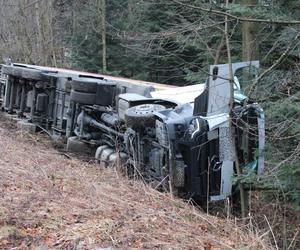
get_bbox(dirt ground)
[0,114,273,249]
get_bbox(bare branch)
[249,32,300,95]
[172,0,300,25]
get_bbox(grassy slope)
[0,114,273,249]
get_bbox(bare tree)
[100,0,107,73]
[0,0,64,66]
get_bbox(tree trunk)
[238,0,259,61]
[101,0,107,73]
[35,1,44,64]
[226,0,248,218]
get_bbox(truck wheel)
[1,65,14,75]
[71,78,99,93]
[21,68,43,81]
[125,104,165,128]
[3,66,23,78]
[66,136,92,154]
[70,90,96,105]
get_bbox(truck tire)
[1,65,14,75]
[2,65,50,81]
[3,66,24,78]
[71,79,99,93]
[67,136,92,154]
[70,90,96,105]
[125,104,165,128]
[21,68,43,81]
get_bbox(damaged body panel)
[0,61,264,202]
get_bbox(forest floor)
[0,113,274,250]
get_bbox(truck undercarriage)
[0,61,265,202]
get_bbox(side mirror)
[212,66,218,80]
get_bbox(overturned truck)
[0,62,265,202]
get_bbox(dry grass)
[0,114,274,249]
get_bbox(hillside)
[0,114,273,249]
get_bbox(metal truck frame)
[0,61,265,202]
